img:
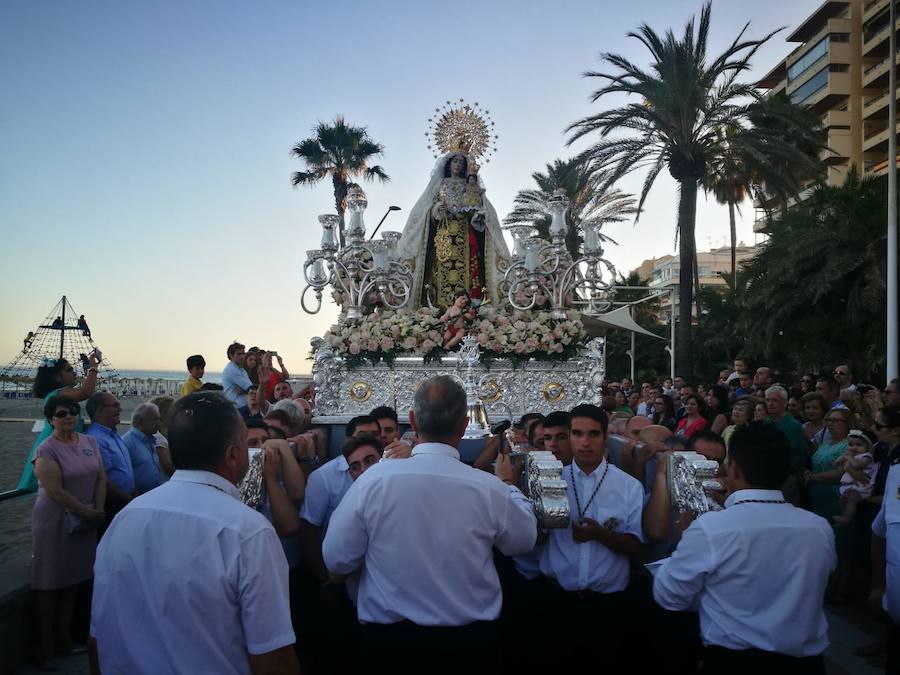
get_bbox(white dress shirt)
[300,454,353,532]
[872,462,900,624]
[90,470,295,675]
[322,442,537,626]
[540,458,644,592]
[653,488,836,657]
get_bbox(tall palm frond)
[564,1,801,378]
[505,158,635,257]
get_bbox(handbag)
[64,504,96,534]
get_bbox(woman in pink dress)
[31,395,106,669]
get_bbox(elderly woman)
[31,394,106,669]
[805,407,855,522]
[801,392,829,451]
[722,398,754,451]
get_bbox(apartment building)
[633,245,758,318]
[755,0,898,231]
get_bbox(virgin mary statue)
[397,151,510,308]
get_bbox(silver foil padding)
[516,446,570,529]
[238,449,266,509]
[666,451,723,515]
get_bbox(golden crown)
[425,99,498,164]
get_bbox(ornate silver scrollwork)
[666,451,723,515]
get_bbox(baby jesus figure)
[440,290,477,350]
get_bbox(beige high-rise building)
[755,0,897,231]
[631,245,759,318]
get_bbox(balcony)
[862,15,899,57]
[796,71,851,110]
[864,44,900,91]
[822,109,851,128]
[864,0,890,23]
[863,90,891,119]
[862,118,900,152]
[823,128,852,163]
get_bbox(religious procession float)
[304,101,614,431]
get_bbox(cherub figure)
[440,290,477,349]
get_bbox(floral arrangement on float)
[320,304,587,368]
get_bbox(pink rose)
[390,325,401,338]
[367,340,379,352]
[403,337,417,350]
[349,342,361,355]
[525,337,539,351]
[514,341,526,354]
[380,337,395,351]
[422,339,436,351]
[553,343,564,353]
[477,333,489,345]
[428,330,442,342]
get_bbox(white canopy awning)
[582,306,664,340]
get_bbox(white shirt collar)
[411,442,460,461]
[170,469,240,500]
[335,455,349,472]
[572,457,607,479]
[725,488,785,508]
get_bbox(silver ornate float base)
[310,337,606,423]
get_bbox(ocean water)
[115,369,223,384]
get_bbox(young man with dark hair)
[180,355,206,397]
[653,424,835,673]
[542,411,572,465]
[369,406,399,444]
[345,415,381,439]
[342,436,385,482]
[90,392,299,675]
[222,342,252,408]
[538,404,643,669]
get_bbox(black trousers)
[701,646,825,675]
[545,582,629,670]
[361,620,500,675]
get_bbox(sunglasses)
[51,409,78,419]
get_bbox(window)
[788,36,828,82]
[791,67,829,103]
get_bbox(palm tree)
[504,157,635,258]
[565,2,780,379]
[704,94,826,279]
[291,116,389,248]
[742,170,894,376]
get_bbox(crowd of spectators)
[23,346,900,673]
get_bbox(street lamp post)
[889,0,898,380]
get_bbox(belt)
[546,577,601,599]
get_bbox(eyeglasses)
[51,409,77,419]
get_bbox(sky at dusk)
[0,0,823,373]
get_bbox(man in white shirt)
[653,423,835,674]
[539,403,644,670]
[89,392,298,675]
[323,375,537,674]
[222,341,253,408]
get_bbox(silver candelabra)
[301,186,412,321]
[504,190,616,319]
